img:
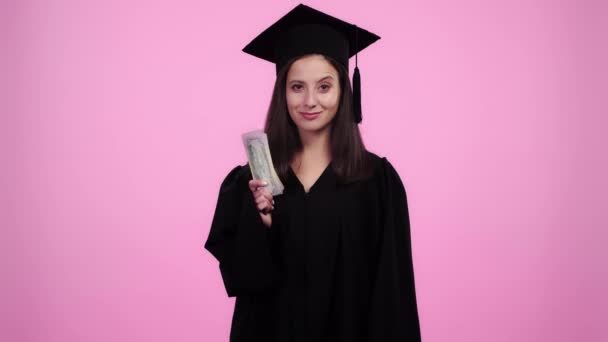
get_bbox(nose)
[304,89,317,109]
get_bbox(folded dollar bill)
[241,129,284,196]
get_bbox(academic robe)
[204,151,421,342]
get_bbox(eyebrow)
[288,75,335,84]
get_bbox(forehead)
[287,54,338,80]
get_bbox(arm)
[204,165,279,297]
[368,158,422,341]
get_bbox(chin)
[297,121,330,132]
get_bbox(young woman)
[205,4,421,342]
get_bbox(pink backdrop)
[2,0,606,341]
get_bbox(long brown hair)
[263,54,373,185]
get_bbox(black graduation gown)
[204,152,421,342]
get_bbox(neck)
[296,125,332,162]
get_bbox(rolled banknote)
[241,129,284,196]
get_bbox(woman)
[204,4,421,342]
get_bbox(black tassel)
[352,25,362,124]
[352,65,362,124]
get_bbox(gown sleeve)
[203,164,279,297]
[368,157,422,341]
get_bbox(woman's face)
[286,54,341,134]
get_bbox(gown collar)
[286,160,336,195]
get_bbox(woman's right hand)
[248,179,274,228]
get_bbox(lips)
[300,111,321,120]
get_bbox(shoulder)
[218,162,253,194]
[365,150,401,179]
[365,150,407,194]
[365,150,383,168]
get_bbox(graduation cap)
[242,3,381,124]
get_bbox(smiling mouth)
[300,111,321,120]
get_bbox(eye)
[291,84,303,91]
[320,84,330,91]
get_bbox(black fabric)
[204,151,421,342]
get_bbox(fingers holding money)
[248,179,267,193]
[248,179,274,213]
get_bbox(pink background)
[2,0,606,341]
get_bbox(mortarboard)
[242,3,381,124]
